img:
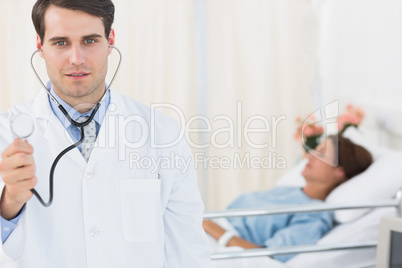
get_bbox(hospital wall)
[317,0,402,150]
[318,0,402,114]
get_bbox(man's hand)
[0,139,37,220]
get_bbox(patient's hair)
[328,135,373,180]
[32,0,115,44]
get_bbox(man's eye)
[55,41,66,46]
[85,39,96,44]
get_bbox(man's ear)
[107,28,115,55]
[36,34,44,59]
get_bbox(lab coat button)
[89,228,100,238]
[85,172,94,179]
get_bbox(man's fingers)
[1,164,36,184]
[6,176,37,192]
[1,138,34,159]
[18,176,38,190]
[4,177,37,201]
[0,153,35,173]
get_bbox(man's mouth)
[68,74,87,77]
[66,72,90,79]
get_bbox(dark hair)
[328,135,373,180]
[32,0,115,44]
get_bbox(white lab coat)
[0,89,211,268]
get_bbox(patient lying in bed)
[203,135,373,262]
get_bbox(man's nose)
[69,45,85,66]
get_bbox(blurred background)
[1,0,402,210]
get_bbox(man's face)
[37,5,115,109]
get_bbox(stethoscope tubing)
[29,45,122,207]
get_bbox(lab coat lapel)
[33,90,87,167]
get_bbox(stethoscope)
[10,45,122,207]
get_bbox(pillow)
[276,127,402,223]
[326,151,402,223]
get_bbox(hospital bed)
[204,109,402,268]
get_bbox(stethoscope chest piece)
[10,113,35,139]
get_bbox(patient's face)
[302,139,338,184]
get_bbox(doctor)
[0,0,211,267]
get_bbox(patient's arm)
[203,220,260,249]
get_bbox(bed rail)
[204,198,401,219]
[211,241,377,260]
[204,189,402,219]
[204,188,402,260]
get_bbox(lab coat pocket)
[120,178,161,242]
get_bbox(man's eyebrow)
[48,36,68,43]
[47,34,104,43]
[82,34,104,40]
